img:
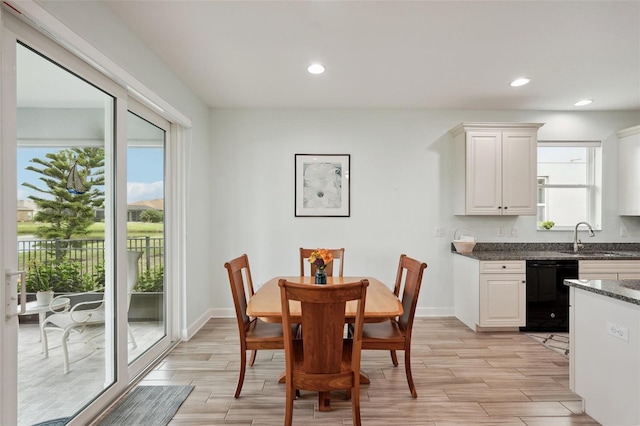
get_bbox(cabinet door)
[479,274,526,327]
[466,131,502,214]
[501,130,537,215]
[618,125,640,216]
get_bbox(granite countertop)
[564,279,640,306]
[451,242,640,261]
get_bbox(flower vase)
[36,290,54,306]
[315,267,327,285]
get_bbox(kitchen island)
[564,279,640,426]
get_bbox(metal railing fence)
[17,236,164,276]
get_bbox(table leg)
[318,391,331,411]
[277,371,369,412]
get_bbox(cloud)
[127,181,163,203]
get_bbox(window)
[537,141,602,230]
[537,177,548,221]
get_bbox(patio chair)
[41,251,143,374]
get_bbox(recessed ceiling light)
[510,78,530,87]
[307,63,325,75]
[574,99,593,107]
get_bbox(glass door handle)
[5,270,26,319]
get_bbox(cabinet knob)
[498,206,502,209]
[504,206,508,210]
[502,265,506,269]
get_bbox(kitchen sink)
[558,251,628,257]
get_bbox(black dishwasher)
[520,259,578,332]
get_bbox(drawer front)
[579,273,618,280]
[480,260,526,274]
[579,260,640,274]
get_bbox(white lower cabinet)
[479,272,526,327]
[454,256,526,330]
[579,260,640,280]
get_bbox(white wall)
[209,109,640,316]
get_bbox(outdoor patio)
[17,321,164,426]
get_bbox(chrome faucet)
[573,222,595,252]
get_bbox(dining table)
[246,275,403,322]
[246,275,403,411]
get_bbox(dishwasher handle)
[527,262,578,269]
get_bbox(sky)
[18,147,164,203]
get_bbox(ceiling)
[93,2,640,110]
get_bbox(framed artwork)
[295,154,350,217]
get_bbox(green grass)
[17,222,163,238]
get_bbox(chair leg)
[62,329,72,375]
[41,324,50,358]
[352,383,361,426]
[390,350,399,367]
[234,348,247,398]
[285,383,294,426]
[404,349,417,398]
[248,349,257,366]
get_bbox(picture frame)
[295,154,350,217]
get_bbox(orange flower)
[308,248,333,269]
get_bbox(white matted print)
[295,154,350,217]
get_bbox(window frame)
[537,141,602,231]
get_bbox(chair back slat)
[300,301,347,373]
[397,255,427,332]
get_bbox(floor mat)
[98,385,194,426]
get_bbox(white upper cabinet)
[617,125,640,216]
[450,123,543,215]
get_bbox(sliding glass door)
[1,9,177,425]
[14,39,117,426]
[126,107,168,366]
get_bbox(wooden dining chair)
[299,247,345,276]
[361,254,427,398]
[279,278,369,426]
[225,254,285,398]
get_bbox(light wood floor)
[134,317,600,425]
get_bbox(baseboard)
[182,308,218,340]
[209,308,235,318]
[415,307,455,317]
[189,307,455,340]
[475,325,520,332]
